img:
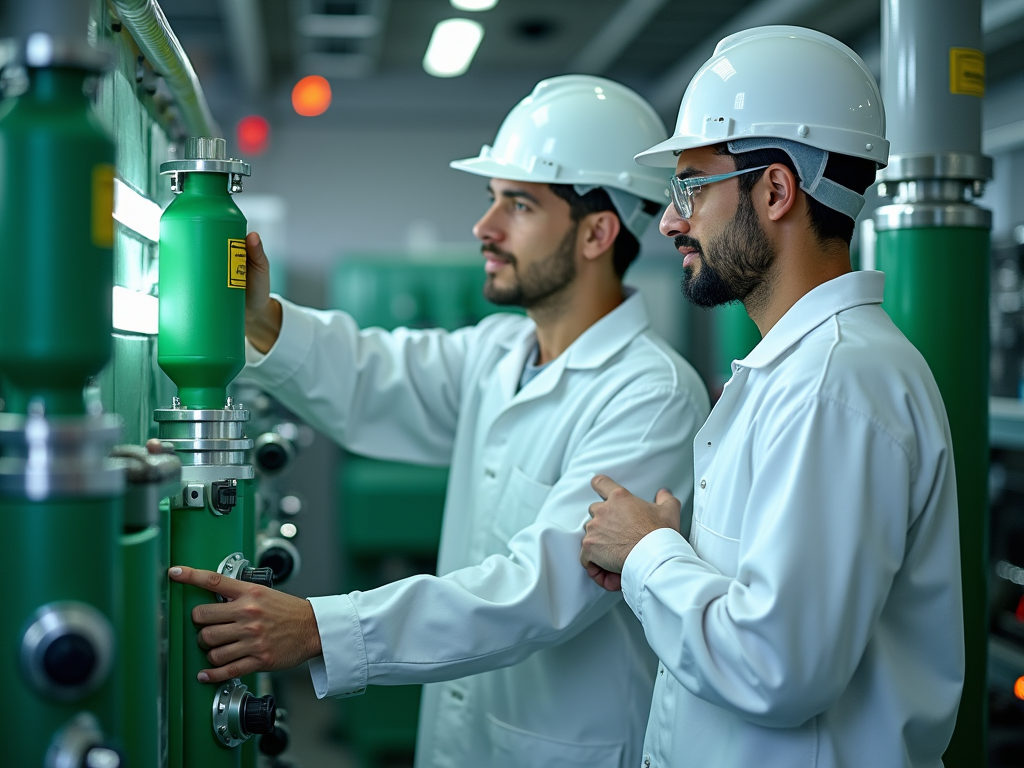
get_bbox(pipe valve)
[211,678,276,746]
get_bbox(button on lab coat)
[621,272,963,768]
[243,290,710,768]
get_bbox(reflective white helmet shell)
[635,26,889,169]
[451,75,670,218]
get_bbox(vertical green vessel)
[0,37,127,767]
[158,138,250,410]
[878,0,991,762]
[156,136,277,765]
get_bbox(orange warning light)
[236,115,270,155]
[1015,676,1024,700]
[291,76,332,117]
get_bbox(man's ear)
[761,163,798,222]
[580,210,621,262]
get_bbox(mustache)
[481,243,517,265]
[673,235,703,254]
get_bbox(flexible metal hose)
[109,0,220,137]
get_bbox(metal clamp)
[212,678,251,748]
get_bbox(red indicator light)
[1015,676,1024,700]
[236,115,270,156]
[292,76,332,117]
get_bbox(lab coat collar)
[738,270,885,370]
[495,288,650,405]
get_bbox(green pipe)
[0,496,122,766]
[119,524,162,767]
[240,480,258,768]
[0,67,115,415]
[158,171,247,410]
[875,225,989,764]
[170,499,244,767]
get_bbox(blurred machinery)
[1,1,303,765]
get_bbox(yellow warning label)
[91,164,115,248]
[228,239,247,289]
[950,47,985,97]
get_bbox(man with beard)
[580,27,964,768]
[169,75,709,768]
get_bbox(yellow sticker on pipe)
[228,239,247,289]
[950,47,985,97]
[91,164,115,248]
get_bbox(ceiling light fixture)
[450,0,498,10]
[423,18,484,78]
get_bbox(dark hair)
[714,145,876,245]
[549,185,661,277]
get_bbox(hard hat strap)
[727,138,866,220]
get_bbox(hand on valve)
[580,475,682,592]
[168,566,322,683]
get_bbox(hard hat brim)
[449,156,543,184]
[633,137,694,169]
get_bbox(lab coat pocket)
[492,466,553,546]
[485,714,624,768]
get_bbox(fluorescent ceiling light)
[450,0,498,10]
[423,19,484,78]
[113,178,162,242]
[112,285,159,335]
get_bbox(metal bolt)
[219,703,226,712]
[172,396,182,409]
[865,143,873,151]
[700,479,706,489]
[225,396,234,409]
[797,124,809,137]
[219,726,227,735]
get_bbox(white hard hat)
[634,26,888,219]
[451,75,670,239]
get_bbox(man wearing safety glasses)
[580,26,963,768]
[168,75,711,768]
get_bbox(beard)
[483,223,578,309]
[679,190,776,309]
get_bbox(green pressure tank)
[0,52,127,768]
[156,137,277,766]
[0,66,115,416]
[158,137,251,410]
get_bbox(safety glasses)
[668,165,770,219]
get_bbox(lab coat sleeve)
[621,395,922,728]
[305,382,707,698]
[242,296,483,465]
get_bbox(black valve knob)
[258,723,289,756]
[242,693,277,735]
[259,546,295,583]
[44,633,97,688]
[81,745,123,768]
[240,566,274,589]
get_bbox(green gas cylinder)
[158,137,251,410]
[0,66,115,416]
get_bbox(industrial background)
[1,0,1024,766]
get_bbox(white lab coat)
[620,272,964,768]
[243,290,710,768]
